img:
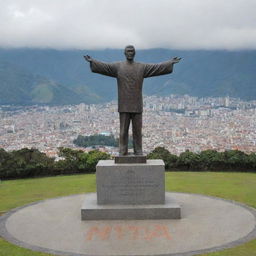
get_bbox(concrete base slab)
[81,193,181,220]
[1,192,256,256]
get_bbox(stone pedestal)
[81,159,181,220]
[97,160,165,205]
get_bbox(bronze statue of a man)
[84,45,181,156]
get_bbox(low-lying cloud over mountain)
[0,0,256,50]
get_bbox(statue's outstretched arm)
[84,55,118,77]
[143,57,181,78]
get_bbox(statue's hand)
[84,55,92,62]
[172,57,181,64]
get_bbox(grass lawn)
[0,171,256,256]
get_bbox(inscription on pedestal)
[115,155,147,164]
[96,160,165,205]
[103,170,158,198]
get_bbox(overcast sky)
[1,0,256,50]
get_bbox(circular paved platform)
[0,192,256,256]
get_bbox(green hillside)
[0,61,99,105]
[1,48,256,105]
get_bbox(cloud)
[0,0,256,50]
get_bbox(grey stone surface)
[96,159,165,205]
[81,193,181,220]
[115,154,147,164]
[1,192,256,256]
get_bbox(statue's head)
[124,45,135,61]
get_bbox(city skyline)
[1,94,256,157]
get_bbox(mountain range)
[0,48,256,105]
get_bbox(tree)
[147,147,178,169]
[0,148,12,179]
[0,148,54,179]
[86,150,110,172]
[177,150,200,170]
[223,150,249,171]
[55,147,88,173]
[55,147,110,173]
[248,152,256,170]
[73,134,118,147]
[198,150,224,171]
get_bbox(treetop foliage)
[1,146,256,180]
[148,147,256,172]
[73,134,118,148]
[0,147,110,180]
